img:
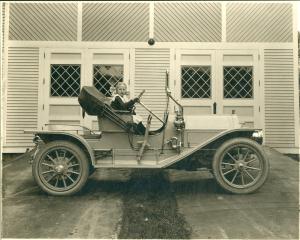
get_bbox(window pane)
[224,66,253,99]
[93,65,123,97]
[50,64,81,97]
[181,66,211,98]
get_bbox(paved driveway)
[169,147,299,239]
[2,147,299,239]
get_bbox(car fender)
[33,131,95,166]
[161,128,263,168]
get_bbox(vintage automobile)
[27,81,269,196]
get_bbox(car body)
[27,86,269,196]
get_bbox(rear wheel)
[212,138,269,194]
[32,141,89,196]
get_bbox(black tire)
[212,138,269,194]
[32,141,89,196]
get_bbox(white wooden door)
[85,49,130,130]
[41,49,130,130]
[176,49,260,128]
[175,49,217,115]
[216,50,260,128]
[41,49,86,130]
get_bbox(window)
[50,64,81,97]
[93,65,123,97]
[224,66,253,99]
[181,66,211,98]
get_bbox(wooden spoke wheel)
[212,138,269,194]
[33,141,89,196]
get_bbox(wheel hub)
[54,164,65,174]
[235,161,245,172]
[53,157,68,175]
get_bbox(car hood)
[183,115,241,130]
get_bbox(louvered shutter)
[134,49,170,129]
[264,49,295,148]
[5,47,39,148]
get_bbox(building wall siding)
[2,2,298,153]
[82,2,149,42]
[9,3,77,41]
[5,47,39,147]
[264,49,295,148]
[2,2,6,74]
[227,3,293,42]
[134,48,170,129]
[2,2,5,47]
[154,2,222,42]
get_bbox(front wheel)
[212,138,269,194]
[32,141,89,196]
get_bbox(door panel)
[42,49,130,130]
[85,49,130,130]
[176,49,260,128]
[216,50,259,128]
[42,49,85,130]
[175,50,216,115]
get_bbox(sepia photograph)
[1,1,299,239]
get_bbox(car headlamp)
[252,130,263,138]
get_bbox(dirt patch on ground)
[118,169,191,239]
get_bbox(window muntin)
[224,66,253,99]
[181,66,211,99]
[50,64,81,97]
[93,65,123,97]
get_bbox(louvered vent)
[9,3,77,41]
[1,2,4,30]
[134,49,170,129]
[227,3,292,42]
[5,47,39,147]
[82,2,149,41]
[154,2,221,42]
[2,2,5,76]
[2,3,5,130]
[264,49,295,148]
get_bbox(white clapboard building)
[1,2,299,154]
